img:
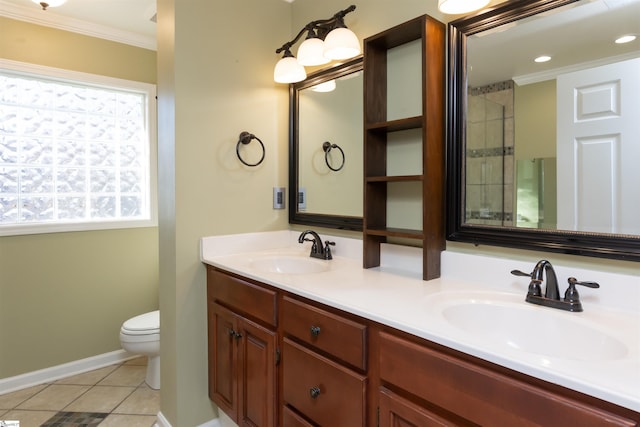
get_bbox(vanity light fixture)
[615,35,636,44]
[534,55,552,63]
[438,0,490,15]
[274,5,360,84]
[32,0,66,10]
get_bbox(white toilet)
[119,310,160,389]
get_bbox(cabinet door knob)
[310,326,321,337]
[309,386,321,399]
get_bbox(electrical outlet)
[298,187,307,211]
[273,187,285,209]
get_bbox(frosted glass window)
[0,60,156,236]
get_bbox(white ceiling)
[467,0,640,86]
[0,0,157,50]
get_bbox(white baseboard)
[0,349,135,395]
[155,411,221,427]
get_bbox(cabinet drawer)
[282,296,367,370]
[282,406,315,427]
[207,267,277,327]
[379,332,637,427]
[379,387,455,427]
[283,338,366,427]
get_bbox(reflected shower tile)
[466,121,486,150]
[485,120,504,148]
[504,155,514,185]
[504,117,515,147]
[467,94,486,123]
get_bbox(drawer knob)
[310,326,321,337]
[309,386,321,399]
[228,329,242,340]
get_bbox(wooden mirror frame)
[288,56,363,231]
[445,0,640,262]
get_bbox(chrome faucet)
[298,230,335,260]
[511,260,599,312]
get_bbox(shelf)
[363,14,445,281]
[364,227,424,239]
[366,175,423,183]
[366,116,423,133]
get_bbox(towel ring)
[322,141,345,172]
[236,131,265,167]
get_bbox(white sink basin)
[426,292,629,362]
[249,255,330,275]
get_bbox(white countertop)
[201,230,640,412]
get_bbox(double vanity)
[201,230,640,426]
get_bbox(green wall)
[514,80,557,160]
[0,18,158,378]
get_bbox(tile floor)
[0,357,158,427]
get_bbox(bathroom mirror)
[447,0,640,261]
[289,56,363,231]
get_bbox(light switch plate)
[298,187,307,211]
[273,187,285,209]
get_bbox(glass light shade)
[274,56,307,83]
[438,0,490,14]
[310,80,336,93]
[323,27,361,60]
[615,35,636,44]
[297,37,331,66]
[32,0,67,7]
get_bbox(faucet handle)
[567,277,600,289]
[564,277,600,309]
[511,268,542,297]
[510,269,532,277]
[323,241,335,260]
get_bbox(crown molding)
[513,50,640,85]
[0,0,156,51]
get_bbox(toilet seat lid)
[122,310,159,333]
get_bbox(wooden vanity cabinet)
[206,266,640,427]
[207,267,278,427]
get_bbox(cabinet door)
[238,317,277,427]
[209,302,239,420]
[379,387,455,427]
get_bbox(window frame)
[0,59,157,236]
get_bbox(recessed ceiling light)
[615,35,637,44]
[534,55,552,63]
